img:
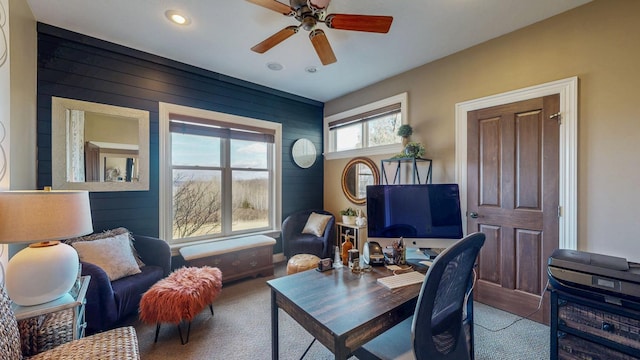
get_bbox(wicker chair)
[0,286,140,360]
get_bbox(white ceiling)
[25,0,591,102]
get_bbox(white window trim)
[159,102,282,245]
[324,92,408,160]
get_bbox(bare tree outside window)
[173,172,221,238]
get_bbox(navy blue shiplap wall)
[36,24,324,253]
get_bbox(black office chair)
[354,232,486,360]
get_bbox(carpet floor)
[127,263,549,359]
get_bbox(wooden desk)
[267,266,421,360]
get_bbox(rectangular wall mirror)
[51,96,150,191]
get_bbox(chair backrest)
[411,232,485,360]
[0,286,23,360]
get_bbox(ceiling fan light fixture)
[301,16,317,31]
[165,10,191,26]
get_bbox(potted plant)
[397,124,413,147]
[403,141,426,158]
[340,207,357,225]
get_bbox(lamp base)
[6,242,79,306]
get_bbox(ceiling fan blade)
[251,26,299,53]
[309,29,337,65]
[325,14,393,33]
[246,0,294,15]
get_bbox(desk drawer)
[558,300,640,352]
[558,333,639,360]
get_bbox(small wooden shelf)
[336,222,367,254]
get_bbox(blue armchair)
[75,234,171,335]
[282,209,335,259]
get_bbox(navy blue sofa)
[79,235,171,335]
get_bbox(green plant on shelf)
[340,207,357,216]
[397,124,413,137]
[390,141,426,159]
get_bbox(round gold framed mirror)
[341,157,380,205]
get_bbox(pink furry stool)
[139,266,222,344]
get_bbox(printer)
[547,249,640,307]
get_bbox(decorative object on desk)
[340,207,357,225]
[392,237,405,265]
[0,188,93,306]
[317,258,333,272]
[333,245,342,268]
[341,238,353,266]
[348,249,359,269]
[397,124,413,147]
[355,209,367,227]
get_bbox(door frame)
[455,76,578,250]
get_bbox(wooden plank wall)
[36,23,325,253]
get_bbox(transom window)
[159,104,281,245]
[324,93,407,160]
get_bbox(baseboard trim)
[273,253,286,264]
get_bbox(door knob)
[469,212,478,219]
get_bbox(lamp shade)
[0,190,93,243]
[0,190,93,306]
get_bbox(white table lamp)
[0,189,93,306]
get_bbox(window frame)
[159,102,282,248]
[324,92,408,160]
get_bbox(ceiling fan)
[247,0,393,65]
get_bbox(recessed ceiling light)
[305,66,318,74]
[165,10,191,25]
[267,62,284,71]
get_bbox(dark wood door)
[467,94,560,324]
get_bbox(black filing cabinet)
[550,287,640,359]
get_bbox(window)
[159,103,281,245]
[324,93,407,160]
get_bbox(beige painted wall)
[324,0,640,262]
[2,0,36,281]
[85,112,139,144]
[9,0,36,190]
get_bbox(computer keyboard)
[377,271,425,289]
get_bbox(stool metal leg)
[177,320,193,345]
[185,321,192,344]
[154,323,161,343]
[177,322,185,345]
